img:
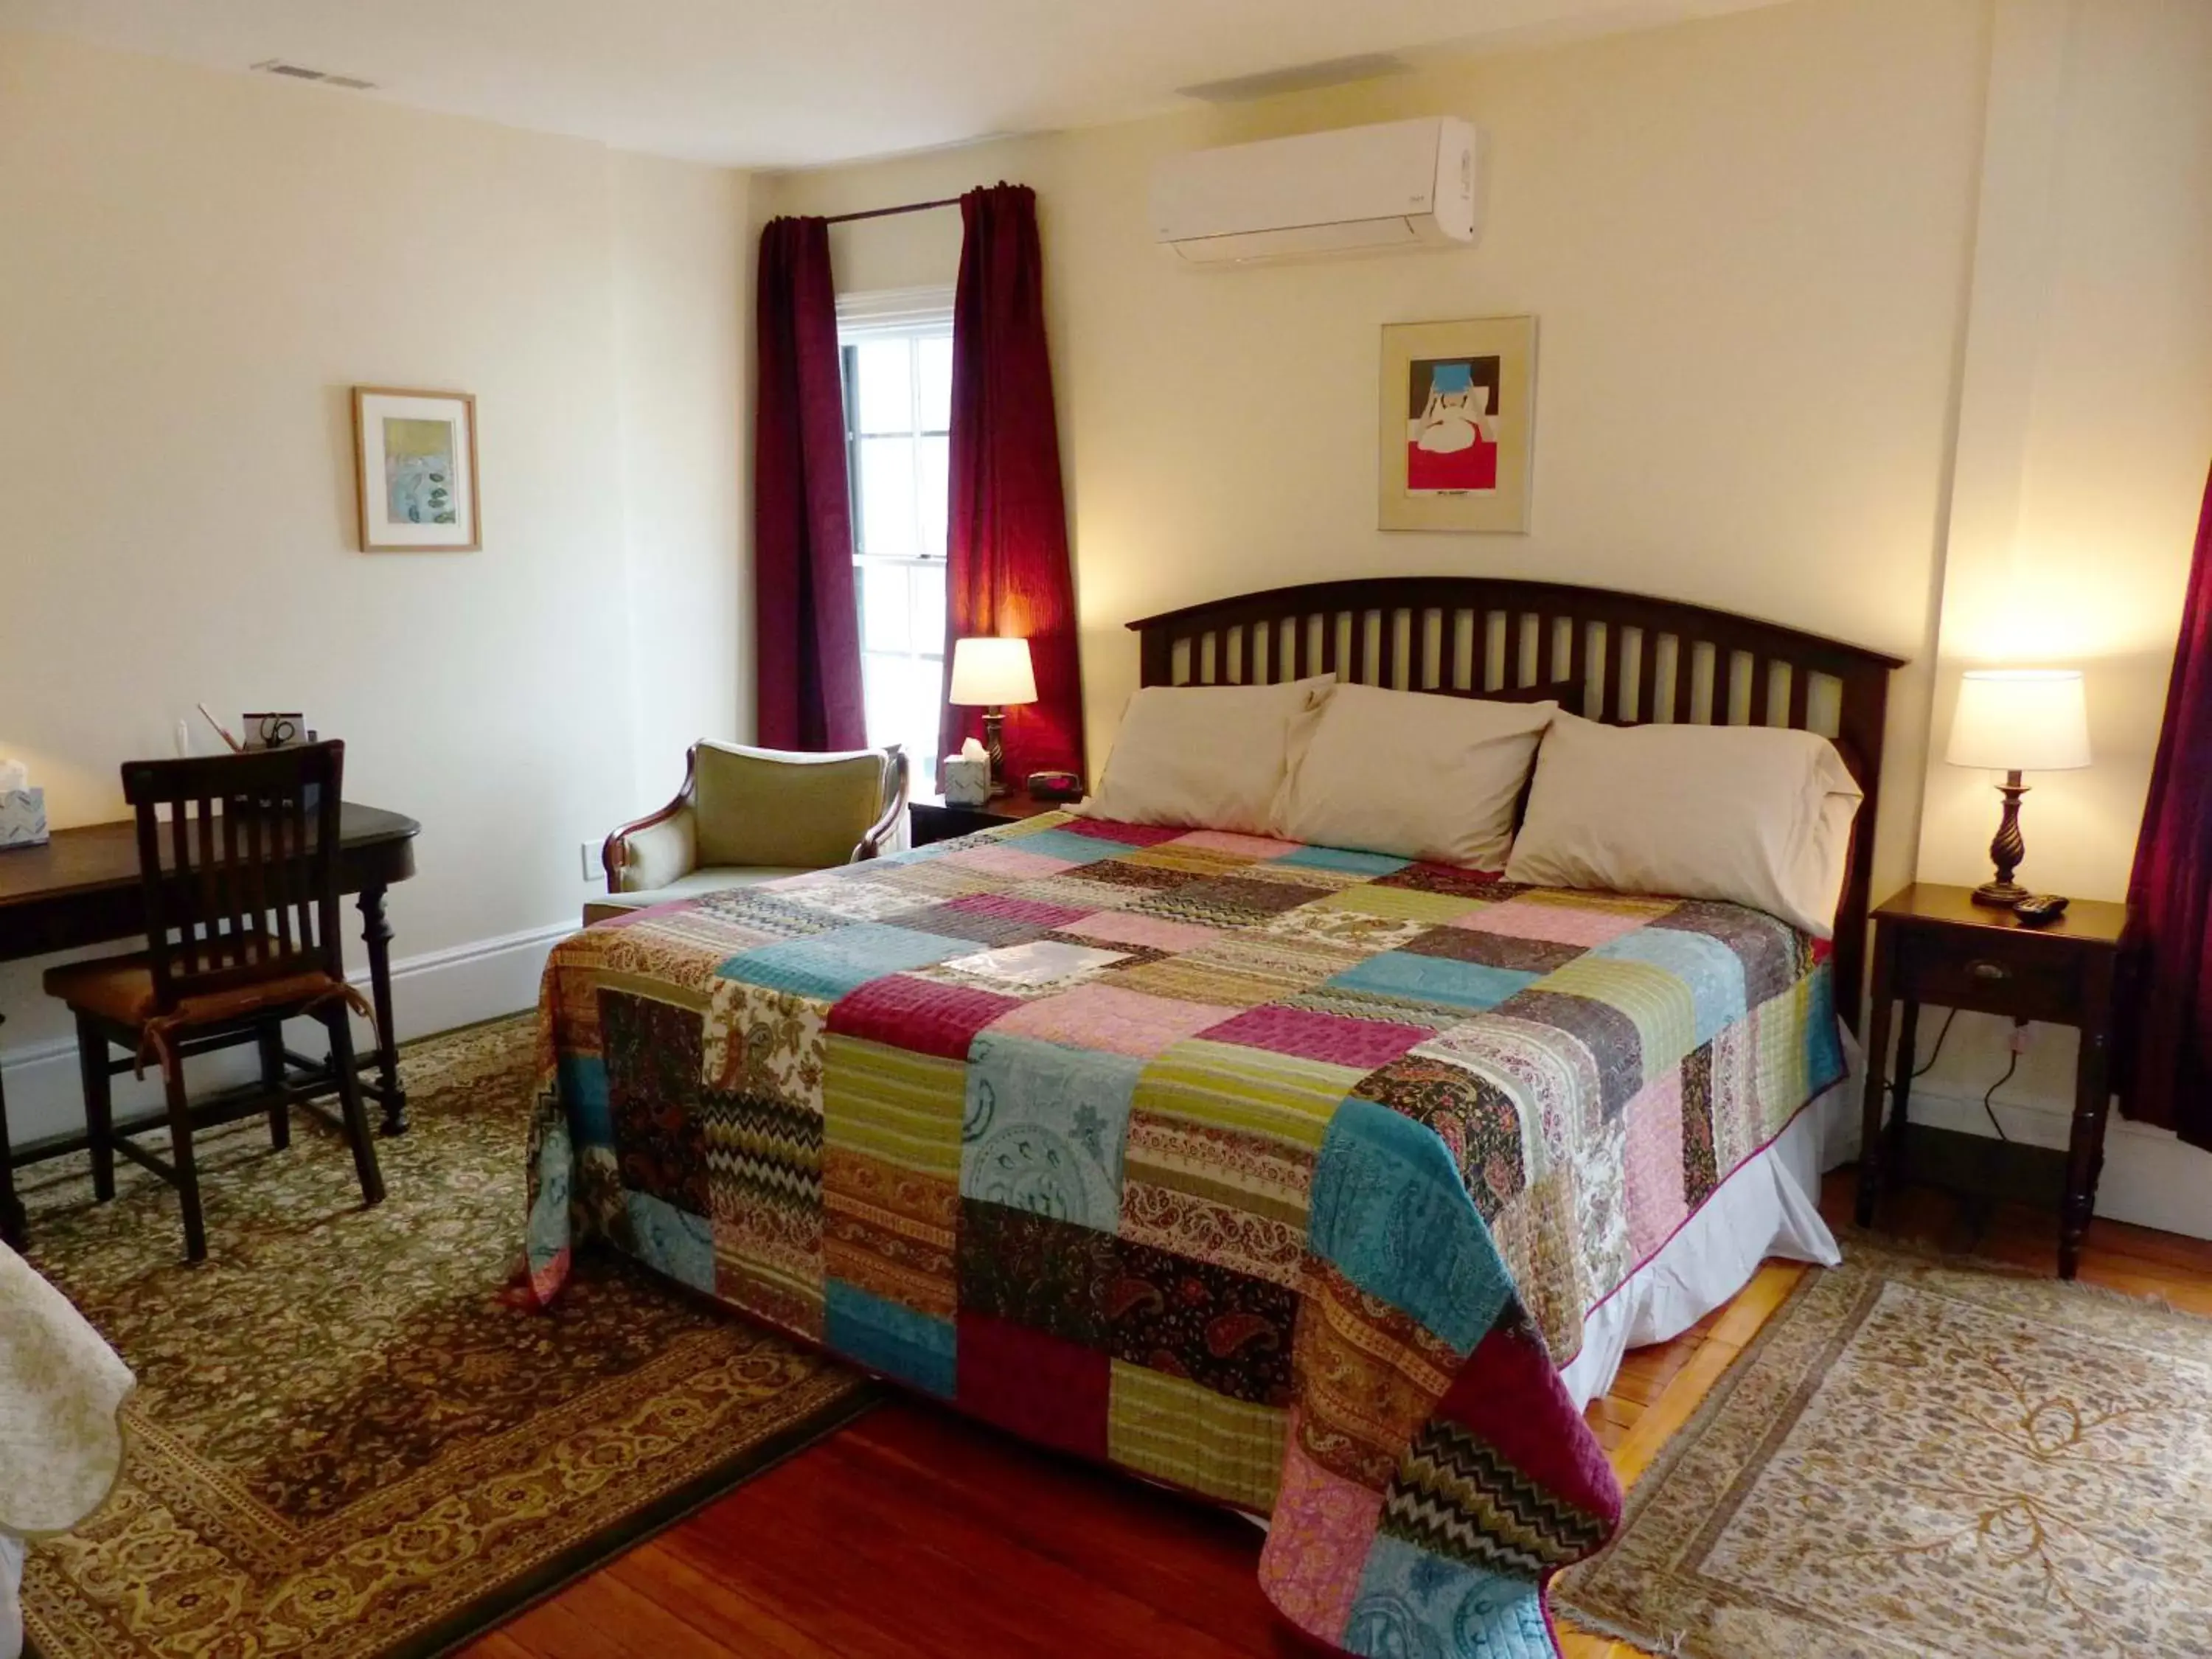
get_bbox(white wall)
[768,0,1991,912]
[0,32,751,1141]
[765,0,2212,1231]
[1905,0,2212,1235]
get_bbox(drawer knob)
[1969,959,2009,983]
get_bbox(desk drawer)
[1896,931,2081,1023]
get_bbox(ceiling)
[0,0,1790,170]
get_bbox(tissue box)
[0,788,48,850]
[940,754,992,807]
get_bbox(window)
[838,290,954,785]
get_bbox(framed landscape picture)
[1378,316,1535,534]
[351,387,480,552]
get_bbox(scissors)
[254,713,301,748]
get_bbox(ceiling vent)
[250,60,378,91]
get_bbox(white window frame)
[837,287,956,785]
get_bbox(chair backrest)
[119,742,347,1014]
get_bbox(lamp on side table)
[947,636,1037,798]
[1945,668,2091,906]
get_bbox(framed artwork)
[351,387,481,551]
[1377,316,1536,534]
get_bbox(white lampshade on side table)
[1945,669,2091,906]
[947,636,1037,796]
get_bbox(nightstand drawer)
[1896,931,2081,1022]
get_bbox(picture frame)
[351,386,481,552]
[1378,316,1536,534]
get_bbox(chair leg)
[160,1057,207,1264]
[258,1021,291,1152]
[76,1015,116,1203]
[324,1009,385,1208]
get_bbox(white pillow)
[1503,714,1863,937]
[1276,684,1554,869]
[1077,676,1337,835]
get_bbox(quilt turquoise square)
[717,921,973,1000]
[961,1031,1143,1233]
[1327,950,1537,1012]
[826,1279,956,1397]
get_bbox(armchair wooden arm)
[853,746,911,861]
[602,751,699,893]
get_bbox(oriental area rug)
[1555,1237,2212,1659]
[15,1015,872,1659]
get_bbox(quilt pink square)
[940,843,1078,878]
[824,973,1021,1061]
[1621,1069,1689,1259]
[1257,1416,1386,1644]
[989,982,1239,1059]
[1451,895,1649,947]
[1200,1005,1426,1070]
[1058,911,1228,954]
[1175,829,1304,859]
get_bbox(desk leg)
[2060,956,2116,1280]
[0,1010,24,1251]
[1855,926,1897,1227]
[359,883,408,1136]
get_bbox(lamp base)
[1971,878,2031,909]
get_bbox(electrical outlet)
[580,841,599,883]
[2008,1019,2033,1054]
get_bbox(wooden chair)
[42,743,384,1261]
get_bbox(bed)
[524,577,1902,1659]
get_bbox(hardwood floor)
[465,1171,2212,1659]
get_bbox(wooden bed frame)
[1127,577,1906,1029]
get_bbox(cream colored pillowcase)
[1503,714,1863,937]
[1077,676,1336,835]
[1277,684,1554,868]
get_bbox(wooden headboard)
[1127,577,1906,1029]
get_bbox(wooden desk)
[0,802,420,1248]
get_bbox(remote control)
[2011,894,2070,926]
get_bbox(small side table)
[908,787,1065,849]
[1856,881,2130,1279]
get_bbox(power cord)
[1981,1045,2020,1143]
[1907,1007,1959,1079]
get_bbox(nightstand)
[908,787,1064,848]
[1857,881,2131,1279]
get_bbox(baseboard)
[2,920,575,1147]
[1899,1082,2212,1243]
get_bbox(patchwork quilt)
[524,813,1843,1658]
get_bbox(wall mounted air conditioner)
[1152,117,1481,266]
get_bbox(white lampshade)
[1946,669,2091,773]
[947,636,1037,707]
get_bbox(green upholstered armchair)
[586,742,910,925]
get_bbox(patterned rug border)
[1553,1231,2212,1658]
[17,1010,883,1659]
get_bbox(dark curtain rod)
[821,195,962,226]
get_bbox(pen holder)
[0,787,49,850]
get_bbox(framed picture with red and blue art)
[1377,314,1535,533]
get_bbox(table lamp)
[1945,668,2091,907]
[947,636,1037,796]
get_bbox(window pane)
[917,334,953,432]
[857,437,917,557]
[853,338,914,434]
[912,561,946,657]
[859,560,910,653]
[917,434,949,560]
[894,653,947,782]
[861,652,911,765]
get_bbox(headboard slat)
[1127,576,1905,1029]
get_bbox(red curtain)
[2123,462,2212,1150]
[937,184,1086,782]
[754,217,866,752]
